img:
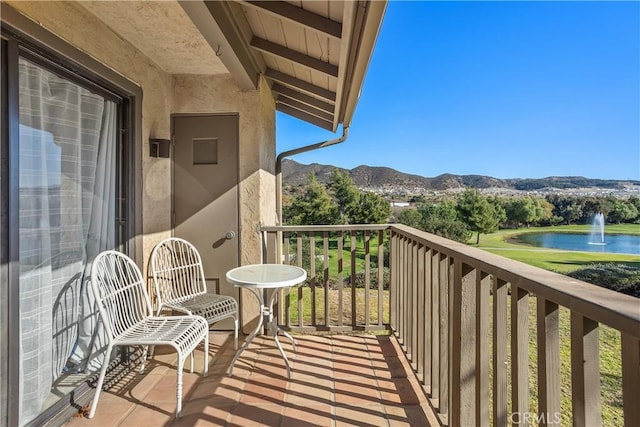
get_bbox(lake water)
[516,233,640,255]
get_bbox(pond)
[515,233,640,255]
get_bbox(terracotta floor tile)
[332,353,374,377]
[228,402,283,426]
[239,375,286,405]
[176,399,235,426]
[378,378,426,405]
[120,403,176,426]
[62,334,441,427]
[281,404,334,427]
[334,376,380,405]
[334,404,388,427]
[143,373,199,402]
[286,376,334,406]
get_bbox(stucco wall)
[6,2,277,284]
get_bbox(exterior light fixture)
[149,138,170,158]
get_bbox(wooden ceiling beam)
[251,37,338,78]
[265,69,336,102]
[271,83,334,114]
[277,95,334,122]
[276,103,333,131]
[242,1,342,39]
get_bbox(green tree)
[283,173,341,225]
[607,199,639,224]
[629,196,640,222]
[397,208,422,229]
[327,169,360,222]
[505,197,536,227]
[546,195,586,225]
[417,201,471,243]
[456,189,503,244]
[349,192,392,224]
[505,196,554,227]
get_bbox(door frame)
[170,112,242,274]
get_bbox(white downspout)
[275,127,349,225]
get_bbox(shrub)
[345,267,390,290]
[567,263,640,298]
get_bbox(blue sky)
[276,1,640,180]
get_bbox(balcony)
[67,225,639,426]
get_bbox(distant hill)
[282,159,640,193]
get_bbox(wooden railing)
[389,224,639,427]
[261,224,640,426]
[261,225,390,332]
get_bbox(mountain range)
[282,159,639,193]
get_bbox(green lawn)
[285,233,385,278]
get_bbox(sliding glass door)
[1,22,136,422]
[17,57,120,425]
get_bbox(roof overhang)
[73,1,385,132]
[182,0,387,132]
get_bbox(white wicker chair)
[88,250,208,419]
[150,237,239,349]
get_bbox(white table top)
[226,264,307,289]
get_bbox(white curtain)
[18,58,117,426]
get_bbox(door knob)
[225,231,236,240]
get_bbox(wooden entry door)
[172,114,239,329]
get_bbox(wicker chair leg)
[88,343,113,418]
[203,333,209,377]
[176,357,184,419]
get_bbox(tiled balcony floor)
[65,333,439,426]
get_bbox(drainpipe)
[275,127,349,225]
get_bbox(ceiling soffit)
[78,1,228,75]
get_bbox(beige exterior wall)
[6,2,277,294]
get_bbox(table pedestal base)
[229,287,296,379]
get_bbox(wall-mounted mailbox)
[149,138,170,158]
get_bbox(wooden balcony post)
[537,297,560,426]
[450,260,477,427]
[622,333,640,427]
[476,272,490,426]
[350,230,357,328]
[337,231,344,327]
[323,231,329,326]
[439,254,449,418]
[423,248,433,390]
[410,240,418,363]
[512,285,530,424]
[570,312,600,426]
[296,233,304,327]
[390,231,397,331]
[431,250,440,402]
[309,232,316,325]
[377,230,385,327]
[364,230,371,327]
[493,278,508,426]
[416,244,425,378]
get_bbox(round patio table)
[226,264,307,379]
